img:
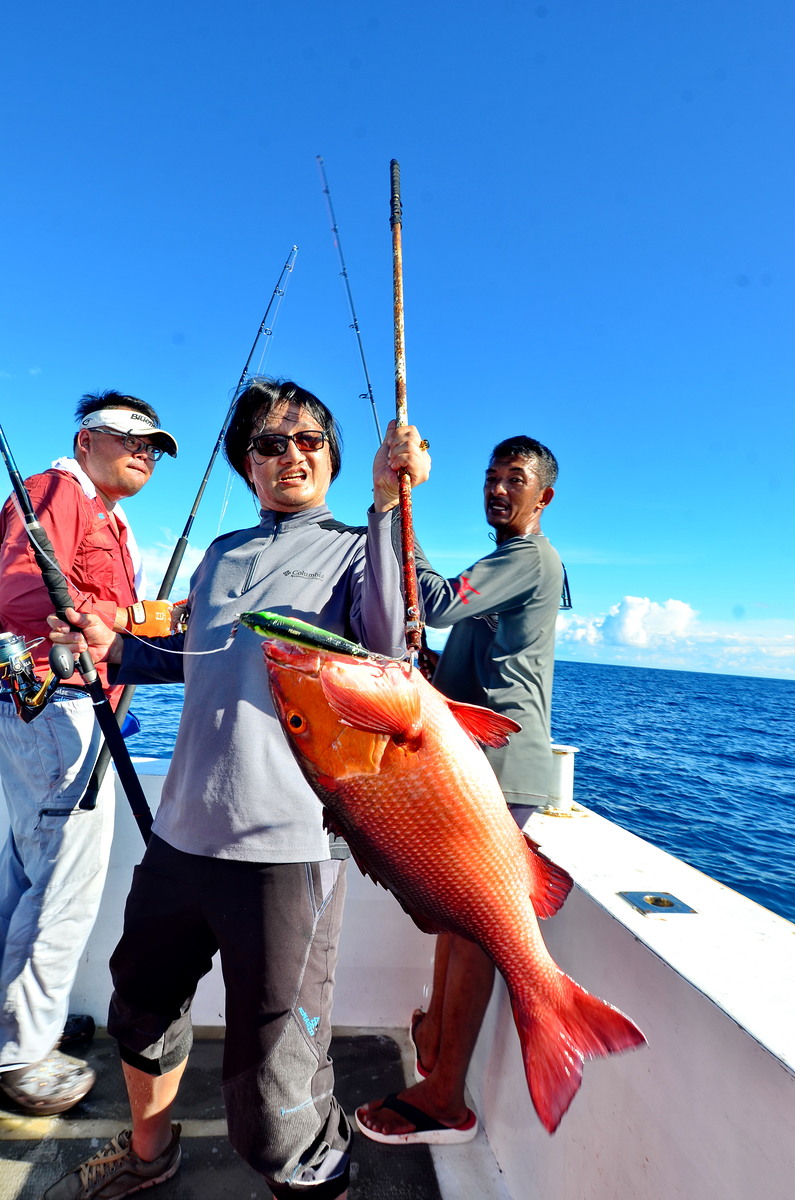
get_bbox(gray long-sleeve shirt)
[118,504,406,863]
[415,533,562,804]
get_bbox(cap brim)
[80,409,178,457]
[148,430,178,457]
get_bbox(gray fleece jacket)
[118,504,406,862]
[415,533,562,805]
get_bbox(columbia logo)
[283,570,324,581]
[298,1007,320,1037]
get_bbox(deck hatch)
[619,891,696,915]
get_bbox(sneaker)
[0,1050,95,1115]
[43,1124,182,1199]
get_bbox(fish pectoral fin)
[320,664,423,740]
[446,700,522,747]
[523,835,574,918]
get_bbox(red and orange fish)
[246,616,646,1133]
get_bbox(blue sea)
[124,661,795,925]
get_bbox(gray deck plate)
[1,1034,442,1200]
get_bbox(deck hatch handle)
[619,891,696,915]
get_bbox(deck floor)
[0,1032,443,1200]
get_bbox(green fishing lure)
[238,610,372,659]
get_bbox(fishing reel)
[0,631,76,723]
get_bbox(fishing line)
[10,496,232,661]
[157,244,300,600]
[213,249,299,534]
[316,156,383,444]
[11,493,97,612]
[80,247,302,810]
[120,629,235,656]
[251,271,292,378]
[215,472,236,537]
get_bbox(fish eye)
[287,711,306,731]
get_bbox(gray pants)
[0,692,114,1069]
[109,837,351,1199]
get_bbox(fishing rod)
[158,244,299,600]
[79,246,301,821]
[390,159,423,660]
[0,420,154,843]
[316,156,383,444]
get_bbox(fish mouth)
[263,638,321,673]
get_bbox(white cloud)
[557,596,698,652]
[557,596,795,679]
[139,539,206,600]
[600,596,696,647]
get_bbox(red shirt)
[0,469,139,695]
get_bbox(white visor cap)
[80,408,178,457]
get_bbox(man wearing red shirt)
[0,392,176,1115]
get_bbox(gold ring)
[419,438,430,452]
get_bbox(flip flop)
[409,1009,431,1081]
[355,1092,478,1146]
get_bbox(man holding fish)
[247,433,642,1143]
[44,377,431,1200]
[356,435,572,1144]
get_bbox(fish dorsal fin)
[320,662,422,740]
[447,700,522,748]
[523,834,573,918]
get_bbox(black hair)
[223,377,343,496]
[73,390,164,454]
[490,435,558,491]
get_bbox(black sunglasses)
[247,430,327,457]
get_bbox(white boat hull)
[3,762,794,1200]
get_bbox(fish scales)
[259,632,646,1132]
[299,660,540,947]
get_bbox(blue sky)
[2,1,793,678]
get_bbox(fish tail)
[513,973,646,1133]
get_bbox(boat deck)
[0,1029,504,1200]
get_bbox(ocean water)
[551,661,795,924]
[124,662,795,925]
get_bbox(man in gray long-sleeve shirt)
[44,378,430,1200]
[357,434,562,1146]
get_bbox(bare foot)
[356,1080,470,1137]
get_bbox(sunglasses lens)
[294,432,326,451]
[250,432,326,456]
[252,435,287,456]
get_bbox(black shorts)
[108,835,351,1197]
